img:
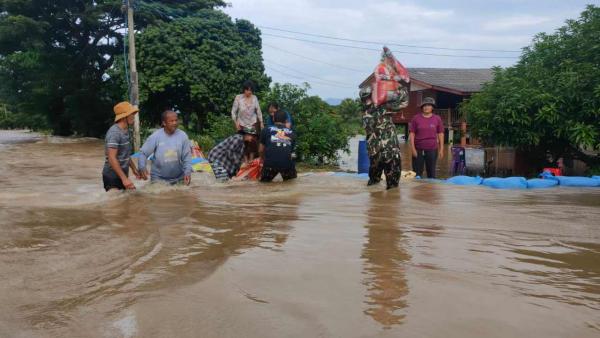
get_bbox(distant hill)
[325,98,343,106]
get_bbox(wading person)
[409,97,444,179]
[102,101,141,191]
[259,110,297,182]
[207,132,252,181]
[266,102,292,129]
[231,80,264,162]
[138,110,192,185]
[360,86,402,190]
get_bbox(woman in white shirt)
[231,80,263,161]
[231,80,264,134]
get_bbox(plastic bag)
[233,158,263,181]
[371,47,410,110]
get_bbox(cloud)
[222,0,588,99]
[483,15,552,31]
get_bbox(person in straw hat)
[102,101,142,191]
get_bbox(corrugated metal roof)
[408,68,494,93]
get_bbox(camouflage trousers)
[368,154,401,189]
[363,109,402,189]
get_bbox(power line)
[262,32,519,59]
[263,43,366,73]
[264,58,353,87]
[258,25,521,53]
[267,65,356,89]
[135,1,518,60]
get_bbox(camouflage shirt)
[362,105,401,164]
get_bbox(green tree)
[262,82,354,164]
[463,5,600,168]
[260,82,310,115]
[135,11,269,131]
[0,0,225,136]
[337,98,363,135]
[295,96,352,164]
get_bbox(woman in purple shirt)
[409,97,445,178]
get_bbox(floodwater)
[0,130,599,338]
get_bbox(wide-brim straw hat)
[114,101,139,122]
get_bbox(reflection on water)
[361,191,409,328]
[1,130,600,337]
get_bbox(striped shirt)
[102,124,131,176]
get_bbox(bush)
[194,135,216,153]
[589,165,600,176]
[204,112,236,143]
[0,104,50,131]
[295,96,352,164]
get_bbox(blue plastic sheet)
[482,177,527,189]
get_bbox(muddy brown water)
[0,130,599,338]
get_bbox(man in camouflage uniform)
[360,86,402,189]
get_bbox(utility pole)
[126,0,141,151]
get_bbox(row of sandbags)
[440,174,600,189]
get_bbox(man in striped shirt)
[102,101,141,191]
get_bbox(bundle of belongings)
[190,140,212,173]
[233,158,263,181]
[371,46,410,111]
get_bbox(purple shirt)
[409,113,444,150]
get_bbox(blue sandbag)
[527,178,558,189]
[446,176,483,186]
[548,176,600,187]
[593,176,600,180]
[420,178,445,184]
[332,172,369,180]
[482,177,527,189]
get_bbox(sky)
[222,0,595,100]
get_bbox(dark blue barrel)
[358,140,370,174]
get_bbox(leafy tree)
[135,11,269,131]
[337,98,363,135]
[260,82,310,116]
[0,0,225,136]
[463,5,600,168]
[262,82,353,164]
[294,96,352,164]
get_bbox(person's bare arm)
[108,148,135,189]
[129,158,142,180]
[231,96,240,130]
[255,97,264,128]
[259,143,265,160]
[409,132,417,158]
[438,133,445,159]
